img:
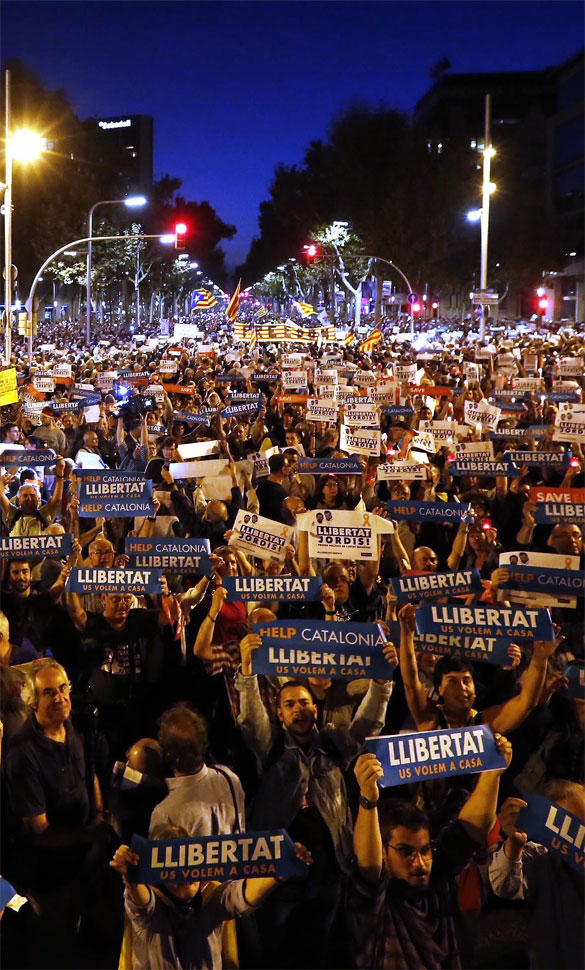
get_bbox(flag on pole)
[358,327,383,353]
[344,329,355,346]
[226,280,241,323]
[191,289,217,310]
[249,321,257,352]
[292,300,316,318]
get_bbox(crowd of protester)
[0,311,583,970]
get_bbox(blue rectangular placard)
[415,603,554,641]
[450,459,521,478]
[390,569,483,602]
[67,567,163,594]
[223,575,322,602]
[503,451,570,467]
[127,830,308,884]
[0,533,74,559]
[125,536,212,574]
[172,410,211,425]
[415,631,513,666]
[76,470,154,517]
[563,661,585,700]
[516,794,584,874]
[251,620,394,679]
[221,402,261,417]
[502,565,585,597]
[0,449,56,465]
[381,406,414,416]
[365,725,506,788]
[297,457,363,475]
[387,500,473,524]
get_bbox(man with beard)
[348,737,512,969]
[1,559,71,657]
[0,458,66,535]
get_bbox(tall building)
[83,114,153,194]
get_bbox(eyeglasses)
[386,843,434,862]
[41,682,71,699]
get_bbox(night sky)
[3,0,583,268]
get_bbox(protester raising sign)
[464,399,501,430]
[390,569,483,602]
[127,830,308,884]
[365,725,506,788]
[223,575,322,602]
[414,630,513,666]
[296,457,362,475]
[377,462,427,481]
[67,567,164,594]
[296,509,392,562]
[530,487,585,524]
[339,425,381,457]
[387,500,473,524]
[516,794,584,874]
[251,620,394,679]
[415,603,554,641]
[499,550,580,609]
[76,470,155,517]
[305,399,338,423]
[229,510,293,563]
[449,457,521,478]
[125,537,212,574]
[0,449,57,466]
[0,533,74,558]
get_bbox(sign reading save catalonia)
[390,569,483,602]
[76,470,154,517]
[365,725,506,787]
[67,567,164,594]
[530,487,585,524]
[127,830,308,884]
[223,575,322,602]
[125,537,212,574]
[415,604,554,640]
[250,620,394,679]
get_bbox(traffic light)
[303,243,318,263]
[175,222,187,249]
[538,297,548,315]
[432,301,439,319]
[412,302,421,314]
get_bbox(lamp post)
[2,69,45,363]
[86,195,146,343]
[466,95,496,341]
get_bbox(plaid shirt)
[204,639,280,723]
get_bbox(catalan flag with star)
[191,289,217,310]
[292,300,316,318]
[226,279,241,323]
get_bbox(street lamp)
[86,194,147,343]
[3,70,45,362]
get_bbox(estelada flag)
[226,280,241,323]
[358,327,383,353]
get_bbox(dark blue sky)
[3,1,583,267]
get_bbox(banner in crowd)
[499,550,579,609]
[305,399,338,422]
[563,661,585,700]
[221,402,260,418]
[501,564,585,597]
[419,420,456,443]
[553,403,585,443]
[0,368,18,406]
[365,725,506,787]
[530,487,585,524]
[296,509,391,561]
[344,402,379,427]
[377,462,427,481]
[67,567,164,594]
[127,830,308,884]
[503,451,570,468]
[387,500,473,524]
[0,533,74,558]
[282,370,308,391]
[169,458,228,480]
[125,537,212,574]
[296,457,362,475]
[449,457,521,477]
[410,431,436,454]
[390,569,483,602]
[455,440,494,460]
[0,449,56,466]
[76,470,155,517]
[230,510,293,563]
[415,603,554,640]
[414,630,513,666]
[172,411,211,425]
[339,425,381,457]
[464,399,501,430]
[381,405,415,417]
[251,447,279,478]
[223,575,322,602]
[251,619,394,679]
[517,794,584,874]
[489,428,547,440]
[177,441,221,460]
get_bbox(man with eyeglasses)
[348,737,512,969]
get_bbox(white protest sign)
[32,375,55,393]
[513,377,543,392]
[306,399,338,422]
[52,363,72,379]
[159,359,177,375]
[377,461,427,481]
[251,446,279,478]
[340,425,381,457]
[96,371,117,390]
[352,371,376,387]
[523,353,539,372]
[147,384,166,402]
[560,357,584,377]
[371,379,398,404]
[455,439,495,460]
[177,440,222,460]
[281,354,304,369]
[553,403,585,443]
[464,399,501,430]
[344,402,379,427]
[315,369,338,387]
[297,509,393,562]
[169,458,228,480]
[394,364,417,383]
[282,370,307,391]
[419,420,455,444]
[229,510,293,563]
[173,323,198,340]
[411,430,436,454]
[462,362,480,382]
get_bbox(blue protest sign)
[67,567,163,594]
[502,565,585,597]
[492,401,527,413]
[546,392,581,402]
[365,725,506,788]
[76,394,102,408]
[43,400,78,413]
[297,457,363,475]
[118,371,151,381]
[381,406,414,417]
[390,569,483,603]
[0,533,74,559]
[221,402,261,417]
[415,604,554,641]
[0,877,19,911]
[517,794,584,874]
[228,393,264,405]
[127,830,308,884]
[503,451,570,468]
[251,620,394,679]
[0,449,56,466]
[76,470,155,517]
[252,374,280,383]
[387,500,473,524]
[563,661,585,700]
[415,631,512,666]
[172,410,211,425]
[223,575,322,602]
[450,458,521,478]
[125,536,212,574]
[489,427,547,440]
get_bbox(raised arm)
[353,753,384,883]
[447,521,470,571]
[457,733,512,841]
[193,585,226,660]
[398,603,438,730]
[484,637,561,733]
[45,458,66,516]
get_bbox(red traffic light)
[174,222,188,250]
[432,302,439,310]
[538,297,548,311]
[412,303,421,313]
[303,243,318,258]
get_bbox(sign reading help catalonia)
[387,500,473,524]
[502,565,585,597]
[517,794,585,874]
[127,830,308,884]
[125,537,212,574]
[366,725,506,787]
[67,567,164,594]
[76,470,155,517]
[0,449,57,466]
[223,575,322,602]
[251,620,395,679]
[390,569,483,602]
[297,457,362,475]
[415,604,554,641]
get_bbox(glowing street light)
[467,209,482,222]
